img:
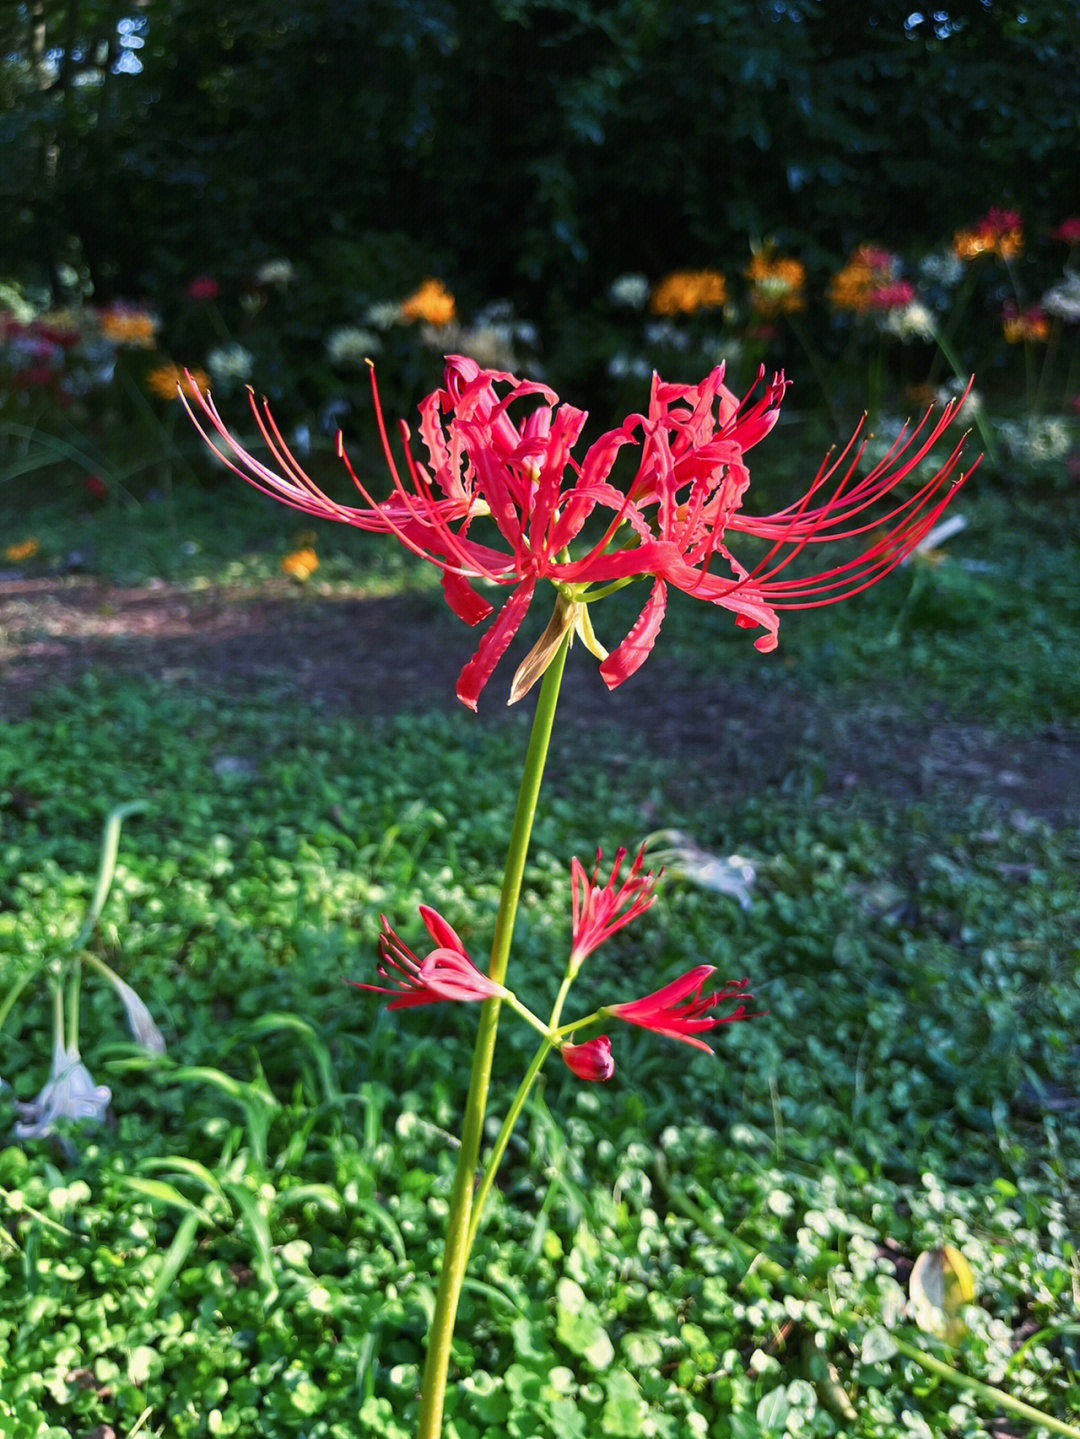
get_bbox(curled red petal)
[442,570,495,626]
[418,904,468,955]
[599,580,667,690]
[456,578,537,711]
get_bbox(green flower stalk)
[186,353,977,1437]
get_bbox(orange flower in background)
[100,306,158,347]
[828,246,900,313]
[1003,304,1050,343]
[650,269,728,315]
[5,538,40,562]
[952,209,1023,262]
[281,547,319,579]
[746,254,806,315]
[146,363,211,400]
[401,279,456,327]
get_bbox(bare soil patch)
[2,575,1078,828]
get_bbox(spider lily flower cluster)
[183,355,976,709]
[355,847,755,1081]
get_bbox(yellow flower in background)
[146,364,211,400]
[952,209,1023,262]
[5,538,41,562]
[1002,304,1050,343]
[400,279,456,327]
[746,254,806,315]
[282,547,319,580]
[650,270,728,316]
[100,307,158,347]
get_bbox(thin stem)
[929,326,999,465]
[415,628,571,1439]
[667,1187,1080,1439]
[464,958,599,1258]
[891,1337,1080,1439]
[464,1039,553,1257]
[65,961,81,1054]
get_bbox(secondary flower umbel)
[356,907,508,1008]
[605,966,754,1053]
[184,357,975,708]
[570,845,659,969]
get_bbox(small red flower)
[84,475,109,501]
[869,280,917,312]
[605,966,754,1053]
[1052,218,1080,245]
[562,1036,615,1081]
[354,906,507,1008]
[570,845,659,966]
[187,275,220,301]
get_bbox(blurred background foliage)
[2,0,1077,309]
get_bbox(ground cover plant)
[3,352,1080,1436]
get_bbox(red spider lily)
[183,358,975,708]
[605,966,754,1053]
[570,845,659,967]
[354,906,507,1009]
[562,1036,615,1081]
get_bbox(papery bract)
[561,1036,615,1081]
[356,906,508,1008]
[605,966,754,1053]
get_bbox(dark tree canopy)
[2,0,1077,309]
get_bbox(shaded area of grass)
[1,670,1077,1436]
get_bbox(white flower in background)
[644,320,690,351]
[459,324,517,370]
[326,327,381,367]
[1041,272,1080,323]
[607,353,652,380]
[255,258,294,287]
[14,1040,111,1140]
[206,343,254,385]
[996,417,1073,464]
[935,382,983,418]
[919,252,964,288]
[883,301,937,341]
[608,273,650,308]
[645,831,757,910]
[704,337,743,368]
[364,300,405,330]
[108,974,166,1054]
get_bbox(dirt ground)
[2,574,1078,828]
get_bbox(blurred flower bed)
[3,208,1079,512]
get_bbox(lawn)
[1,437,1079,1439]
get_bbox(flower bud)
[561,1036,614,1082]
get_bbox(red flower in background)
[187,275,220,301]
[605,966,755,1053]
[561,1036,615,1081]
[1052,218,1080,245]
[355,906,508,1009]
[184,357,974,708]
